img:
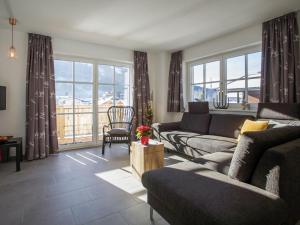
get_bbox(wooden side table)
[130,140,164,180]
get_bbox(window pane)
[56,83,73,113]
[193,64,203,83]
[115,85,130,106]
[228,92,245,103]
[227,55,245,80]
[192,84,204,101]
[98,85,114,112]
[205,82,219,102]
[75,113,92,143]
[98,113,109,139]
[206,61,220,82]
[248,52,261,78]
[75,62,93,82]
[98,65,114,84]
[57,114,73,144]
[74,84,93,113]
[54,60,73,81]
[115,67,129,85]
[227,79,245,89]
[248,78,261,103]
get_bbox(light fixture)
[9,17,17,59]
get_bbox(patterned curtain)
[167,51,184,112]
[133,51,150,133]
[260,12,300,103]
[26,33,58,160]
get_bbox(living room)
[0,0,300,225]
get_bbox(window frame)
[54,55,133,150]
[188,45,261,109]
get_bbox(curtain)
[167,51,184,112]
[133,51,150,132]
[26,33,58,160]
[260,12,300,103]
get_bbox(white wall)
[53,38,133,63]
[0,29,27,144]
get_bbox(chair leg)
[109,138,112,148]
[102,136,106,155]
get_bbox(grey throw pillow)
[228,126,300,182]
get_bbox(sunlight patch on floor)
[65,154,87,165]
[76,153,98,163]
[95,167,146,201]
[86,152,109,162]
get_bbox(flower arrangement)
[136,125,152,145]
[144,103,153,126]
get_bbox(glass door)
[55,60,94,146]
[55,58,132,149]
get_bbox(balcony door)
[54,58,131,150]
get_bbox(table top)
[132,139,163,146]
[0,137,22,146]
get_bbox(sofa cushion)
[228,126,300,182]
[209,114,254,138]
[188,102,209,114]
[257,103,300,120]
[193,150,234,175]
[180,112,210,134]
[142,164,288,225]
[186,135,237,154]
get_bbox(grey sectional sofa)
[143,103,300,225]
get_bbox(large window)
[189,47,261,105]
[55,58,132,148]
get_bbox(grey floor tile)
[120,203,167,225]
[71,193,140,224]
[86,213,129,225]
[22,208,76,225]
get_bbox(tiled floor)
[0,145,187,225]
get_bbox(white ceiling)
[0,0,299,51]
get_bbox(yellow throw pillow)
[238,119,269,141]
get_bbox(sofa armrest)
[142,164,288,225]
[152,122,181,133]
[152,122,181,141]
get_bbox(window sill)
[209,108,257,115]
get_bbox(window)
[191,60,221,102]
[55,58,132,148]
[189,47,261,105]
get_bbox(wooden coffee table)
[130,140,164,180]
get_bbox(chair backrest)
[107,106,135,130]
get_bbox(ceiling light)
[9,17,17,59]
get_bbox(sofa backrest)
[180,112,210,134]
[257,103,300,120]
[188,102,209,114]
[208,114,255,138]
[251,137,300,225]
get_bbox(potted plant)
[136,125,152,145]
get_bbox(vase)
[141,136,150,145]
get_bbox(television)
[0,86,6,110]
